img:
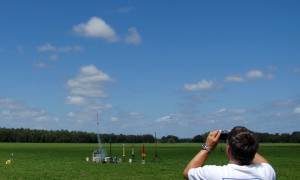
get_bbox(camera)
[219,130,229,140]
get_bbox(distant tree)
[192,135,204,143]
[161,135,179,143]
[291,132,300,143]
[178,138,192,143]
[0,127,300,143]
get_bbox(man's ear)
[226,145,231,160]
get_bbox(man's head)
[226,126,258,165]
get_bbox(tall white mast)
[96,112,102,149]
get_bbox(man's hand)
[183,130,221,179]
[205,130,221,151]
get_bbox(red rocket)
[141,144,146,161]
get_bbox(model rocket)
[141,144,146,164]
[122,143,126,161]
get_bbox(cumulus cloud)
[224,69,274,83]
[16,45,24,53]
[225,75,244,82]
[294,107,300,114]
[156,114,176,123]
[34,62,48,69]
[216,108,227,113]
[294,67,300,74]
[245,69,275,80]
[67,112,75,117]
[73,17,118,42]
[116,6,134,13]
[63,103,113,132]
[216,108,246,114]
[65,65,113,125]
[247,98,300,133]
[49,54,59,61]
[271,99,295,108]
[64,109,96,125]
[265,73,274,80]
[104,111,150,134]
[230,108,247,114]
[0,98,59,129]
[38,43,56,52]
[111,117,119,122]
[37,43,82,53]
[87,103,112,110]
[125,27,142,45]
[67,65,112,98]
[184,80,215,91]
[245,69,264,79]
[65,96,86,105]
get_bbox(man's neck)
[229,159,241,165]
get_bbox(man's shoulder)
[188,165,229,180]
[256,163,276,176]
[228,163,275,171]
[190,163,274,171]
[188,163,276,180]
[259,162,274,169]
[189,164,232,173]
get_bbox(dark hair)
[227,126,258,165]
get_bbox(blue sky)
[0,0,299,137]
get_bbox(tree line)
[190,132,300,143]
[0,128,155,143]
[0,127,299,143]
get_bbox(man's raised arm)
[252,153,268,164]
[183,130,221,179]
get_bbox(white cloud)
[225,75,244,82]
[230,108,246,114]
[125,27,142,45]
[272,99,294,108]
[58,45,82,53]
[215,108,246,114]
[184,80,214,91]
[0,98,59,129]
[65,65,112,129]
[116,6,134,13]
[37,43,82,53]
[265,73,274,80]
[65,96,86,105]
[129,112,140,116]
[111,117,119,122]
[63,110,149,135]
[16,45,24,53]
[216,108,227,113]
[294,107,300,114]
[224,69,273,83]
[267,65,277,72]
[156,114,176,123]
[67,65,111,98]
[49,54,59,61]
[65,65,113,125]
[34,62,48,69]
[87,104,112,110]
[73,17,118,42]
[67,112,75,117]
[294,67,300,74]
[64,109,96,125]
[38,43,56,52]
[245,69,264,79]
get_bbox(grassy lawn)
[0,143,299,179]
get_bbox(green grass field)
[0,143,299,179]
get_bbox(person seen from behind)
[183,126,276,180]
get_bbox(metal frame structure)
[92,112,107,163]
